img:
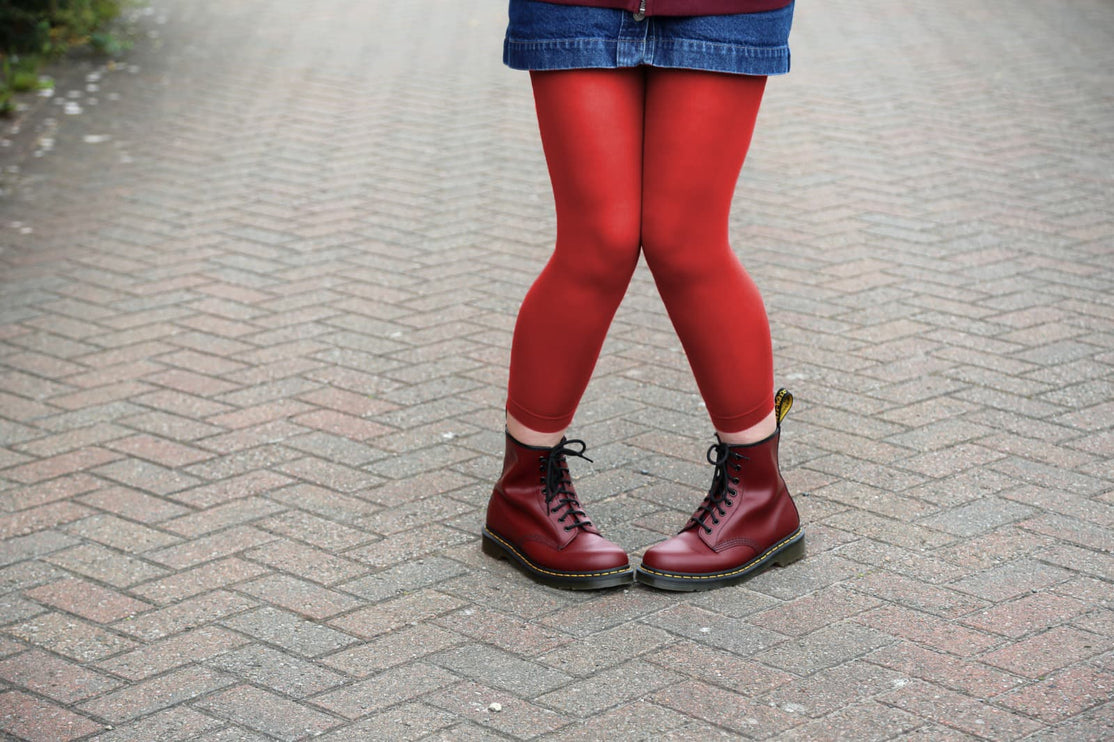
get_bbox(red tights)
[507,67,774,434]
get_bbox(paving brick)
[43,542,169,587]
[947,558,1075,603]
[84,706,226,742]
[94,626,250,682]
[644,604,789,658]
[435,605,572,659]
[961,590,1091,639]
[540,699,689,741]
[12,423,130,459]
[651,678,803,737]
[77,665,235,723]
[275,456,382,494]
[846,571,989,619]
[744,550,866,600]
[0,648,121,703]
[234,573,363,620]
[242,538,368,585]
[997,665,1114,724]
[319,623,464,678]
[865,642,1021,698]
[779,700,926,741]
[340,555,469,602]
[753,622,893,676]
[205,643,349,698]
[0,560,69,595]
[160,497,286,539]
[146,525,278,569]
[76,486,190,524]
[346,524,474,569]
[0,500,94,539]
[980,625,1113,679]
[361,469,478,509]
[2,447,122,485]
[1073,607,1114,638]
[881,679,1043,739]
[169,470,293,510]
[836,539,970,585]
[644,640,795,696]
[184,446,304,483]
[129,557,270,605]
[766,660,907,718]
[935,523,1051,571]
[311,662,458,719]
[91,458,202,496]
[197,683,345,739]
[266,483,379,523]
[431,643,572,697]
[113,590,257,642]
[222,606,360,657]
[254,509,377,552]
[105,434,215,468]
[0,690,105,741]
[0,529,78,568]
[854,604,1000,658]
[61,513,183,553]
[291,409,392,441]
[24,577,151,623]
[315,702,457,741]
[204,399,314,431]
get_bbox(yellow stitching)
[483,528,633,579]
[637,529,804,581]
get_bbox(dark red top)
[537,0,793,16]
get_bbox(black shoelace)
[541,439,593,532]
[686,441,748,534]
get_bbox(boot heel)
[481,532,508,561]
[773,533,805,567]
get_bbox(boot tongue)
[543,439,597,533]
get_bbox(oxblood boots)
[636,389,804,590]
[483,433,635,589]
[483,390,804,591]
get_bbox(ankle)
[506,414,566,448]
[716,410,777,446]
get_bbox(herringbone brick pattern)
[0,0,1111,739]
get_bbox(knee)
[641,211,725,287]
[554,209,641,292]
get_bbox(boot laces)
[539,439,593,532]
[686,441,747,534]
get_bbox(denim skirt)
[504,0,793,76]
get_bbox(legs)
[641,69,776,441]
[491,66,801,590]
[635,69,801,589]
[486,69,645,589]
[506,69,645,444]
[509,67,779,442]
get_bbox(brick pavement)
[0,0,1111,739]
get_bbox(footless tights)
[507,67,774,434]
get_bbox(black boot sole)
[635,528,805,592]
[482,528,635,590]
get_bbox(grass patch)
[1,0,133,116]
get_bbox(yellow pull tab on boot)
[774,388,793,426]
